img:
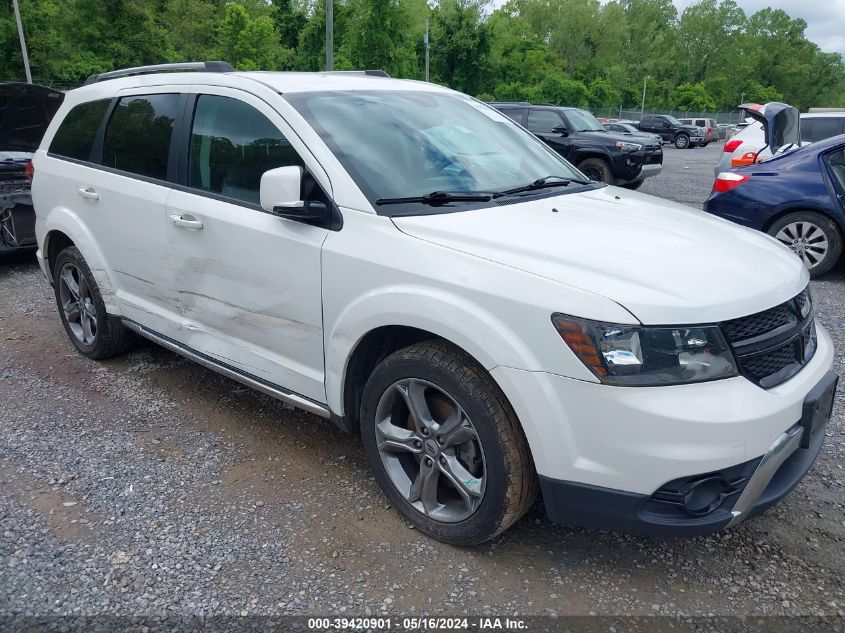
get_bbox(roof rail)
[83,61,235,86]
[322,70,391,78]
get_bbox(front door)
[525,109,572,160]
[165,89,330,403]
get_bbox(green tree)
[669,82,717,110]
[530,75,589,106]
[343,0,414,76]
[272,0,307,50]
[588,78,620,107]
[430,0,491,95]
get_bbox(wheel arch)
[762,206,844,237]
[328,291,547,435]
[41,211,121,314]
[340,325,447,434]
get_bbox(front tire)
[576,157,613,184]
[768,211,842,278]
[621,179,645,190]
[360,340,537,545]
[674,134,690,149]
[53,246,137,359]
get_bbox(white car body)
[32,69,836,539]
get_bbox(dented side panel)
[164,187,328,403]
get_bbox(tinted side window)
[525,109,562,133]
[801,118,844,144]
[102,94,180,180]
[497,108,526,124]
[188,95,304,205]
[49,99,111,161]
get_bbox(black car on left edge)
[1,82,64,255]
[492,102,663,190]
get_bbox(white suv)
[32,63,838,545]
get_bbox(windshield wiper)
[376,191,494,206]
[495,175,592,197]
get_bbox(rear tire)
[576,157,613,184]
[53,246,137,359]
[674,134,690,149]
[768,211,842,278]
[360,340,537,546]
[700,142,709,148]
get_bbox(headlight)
[615,141,642,152]
[552,314,738,386]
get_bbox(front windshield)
[284,90,586,211]
[665,115,683,126]
[563,109,605,132]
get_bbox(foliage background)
[1,0,843,110]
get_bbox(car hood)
[739,102,800,155]
[0,83,64,152]
[392,186,807,324]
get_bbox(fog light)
[683,476,727,515]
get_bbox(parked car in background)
[33,63,836,545]
[678,118,719,146]
[493,103,663,189]
[603,122,663,145]
[1,82,64,255]
[637,114,704,149]
[704,104,845,277]
[717,124,734,140]
[713,107,845,176]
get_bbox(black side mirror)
[272,200,328,222]
[551,124,569,136]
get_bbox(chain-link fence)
[587,106,747,125]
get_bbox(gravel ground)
[1,145,844,622]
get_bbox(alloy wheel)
[58,262,98,346]
[775,221,829,270]
[581,166,604,182]
[374,378,486,523]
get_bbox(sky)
[487,0,845,56]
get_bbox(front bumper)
[539,411,827,536]
[490,321,836,534]
[638,163,663,179]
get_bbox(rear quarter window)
[49,99,111,161]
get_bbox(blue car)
[705,132,845,278]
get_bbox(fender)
[40,206,121,315]
[325,284,558,416]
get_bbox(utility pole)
[640,75,649,120]
[12,0,32,84]
[424,19,430,82]
[326,0,333,71]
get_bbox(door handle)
[170,214,204,230]
[78,186,99,200]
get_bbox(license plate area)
[800,371,839,448]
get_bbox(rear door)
[85,88,186,334]
[39,90,184,333]
[164,87,330,403]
